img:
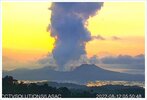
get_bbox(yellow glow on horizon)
[87,2,145,37]
[86,36,144,58]
[2,2,55,61]
[86,2,145,57]
[2,2,145,63]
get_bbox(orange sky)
[2,2,145,70]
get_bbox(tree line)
[2,76,145,98]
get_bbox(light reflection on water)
[18,80,144,88]
[86,81,145,88]
[18,80,48,84]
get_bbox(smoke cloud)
[49,2,103,70]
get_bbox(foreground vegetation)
[2,76,145,98]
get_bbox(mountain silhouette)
[3,64,144,84]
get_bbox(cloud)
[64,55,100,71]
[101,54,144,64]
[3,53,144,75]
[37,54,57,68]
[64,54,144,74]
[89,55,101,64]
[48,2,104,70]
[92,35,105,40]
[64,54,144,68]
[111,36,121,40]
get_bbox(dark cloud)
[92,35,105,40]
[101,54,145,64]
[49,2,103,70]
[90,54,144,74]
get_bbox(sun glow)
[2,2,145,70]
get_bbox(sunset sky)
[2,2,145,71]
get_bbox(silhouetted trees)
[2,76,145,98]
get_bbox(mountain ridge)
[3,64,144,84]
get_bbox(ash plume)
[48,2,103,70]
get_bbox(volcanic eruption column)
[48,2,103,70]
